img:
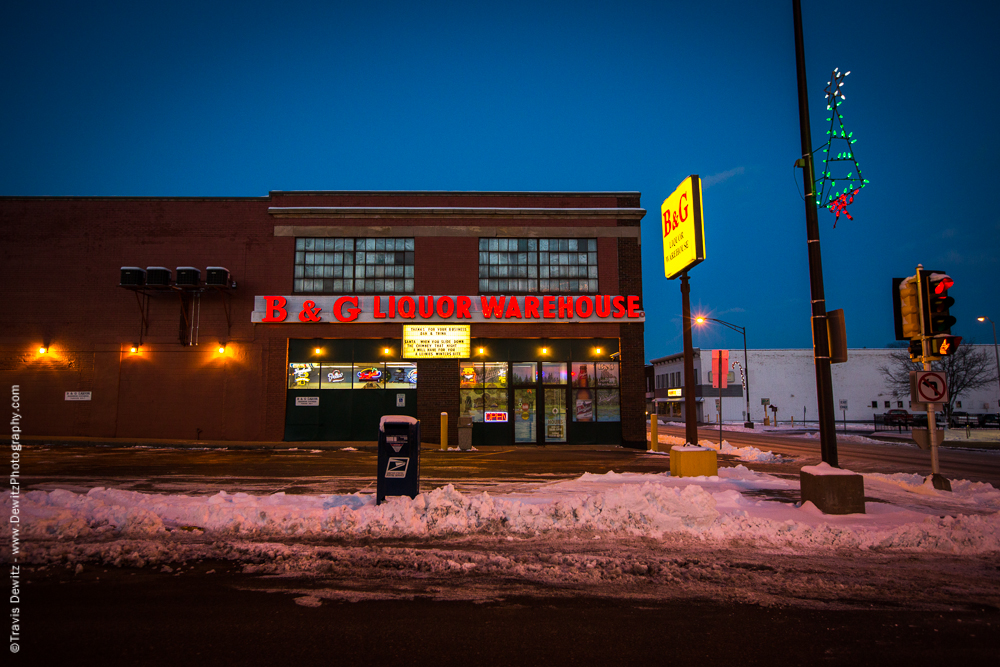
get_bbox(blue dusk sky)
[3,1,998,361]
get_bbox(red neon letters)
[258,295,642,323]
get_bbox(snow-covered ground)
[7,462,1000,610]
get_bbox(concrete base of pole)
[929,473,952,492]
[800,466,865,514]
[743,421,754,429]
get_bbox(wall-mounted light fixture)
[541,347,548,355]
[477,347,485,355]
[129,345,142,354]
[594,347,603,355]
[383,347,391,355]
[217,344,227,355]
[38,346,48,355]
[314,347,324,355]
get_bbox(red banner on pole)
[712,350,729,388]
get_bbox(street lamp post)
[695,316,753,428]
[978,316,1000,414]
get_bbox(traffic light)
[892,275,921,340]
[908,339,922,362]
[921,270,956,335]
[928,335,962,359]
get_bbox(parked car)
[949,411,978,428]
[980,413,1000,427]
[912,413,946,427]
[883,409,912,425]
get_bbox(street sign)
[761,398,770,405]
[913,370,948,405]
[911,427,944,451]
[838,399,848,411]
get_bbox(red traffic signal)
[920,270,956,335]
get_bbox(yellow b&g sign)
[661,175,706,279]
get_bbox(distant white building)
[648,347,998,424]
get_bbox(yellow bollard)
[440,412,448,450]
[650,416,658,452]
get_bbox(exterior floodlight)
[314,347,323,354]
[541,347,548,354]
[217,345,226,354]
[38,346,48,354]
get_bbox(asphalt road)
[21,563,999,667]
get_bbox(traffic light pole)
[680,272,699,446]
[793,0,839,467]
[915,264,947,488]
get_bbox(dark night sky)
[3,1,998,359]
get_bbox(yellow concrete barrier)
[440,412,448,451]
[669,446,718,477]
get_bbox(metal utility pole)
[680,272,699,445]
[793,0,839,467]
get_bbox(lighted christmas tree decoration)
[815,68,869,227]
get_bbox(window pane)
[296,239,305,250]
[460,362,482,388]
[595,362,619,387]
[288,363,321,389]
[512,362,536,384]
[320,364,353,388]
[541,363,567,384]
[304,238,315,250]
[571,363,594,388]
[460,388,484,422]
[354,363,384,388]
[375,238,385,251]
[483,362,508,388]
[385,362,417,388]
[596,389,621,422]
[483,387,508,417]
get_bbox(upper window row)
[294,238,415,294]
[478,238,599,294]
[293,237,601,294]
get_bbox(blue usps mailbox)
[377,415,420,505]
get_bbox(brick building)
[1,191,648,447]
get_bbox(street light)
[977,316,1000,413]
[695,316,753,427]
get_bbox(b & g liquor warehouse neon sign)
[252,295,645,324]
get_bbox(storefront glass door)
[542,363,568,443]
[513,388,536,443]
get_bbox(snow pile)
[648,434,785,463]
[9,482,718,542]
[7,468,1000,564]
